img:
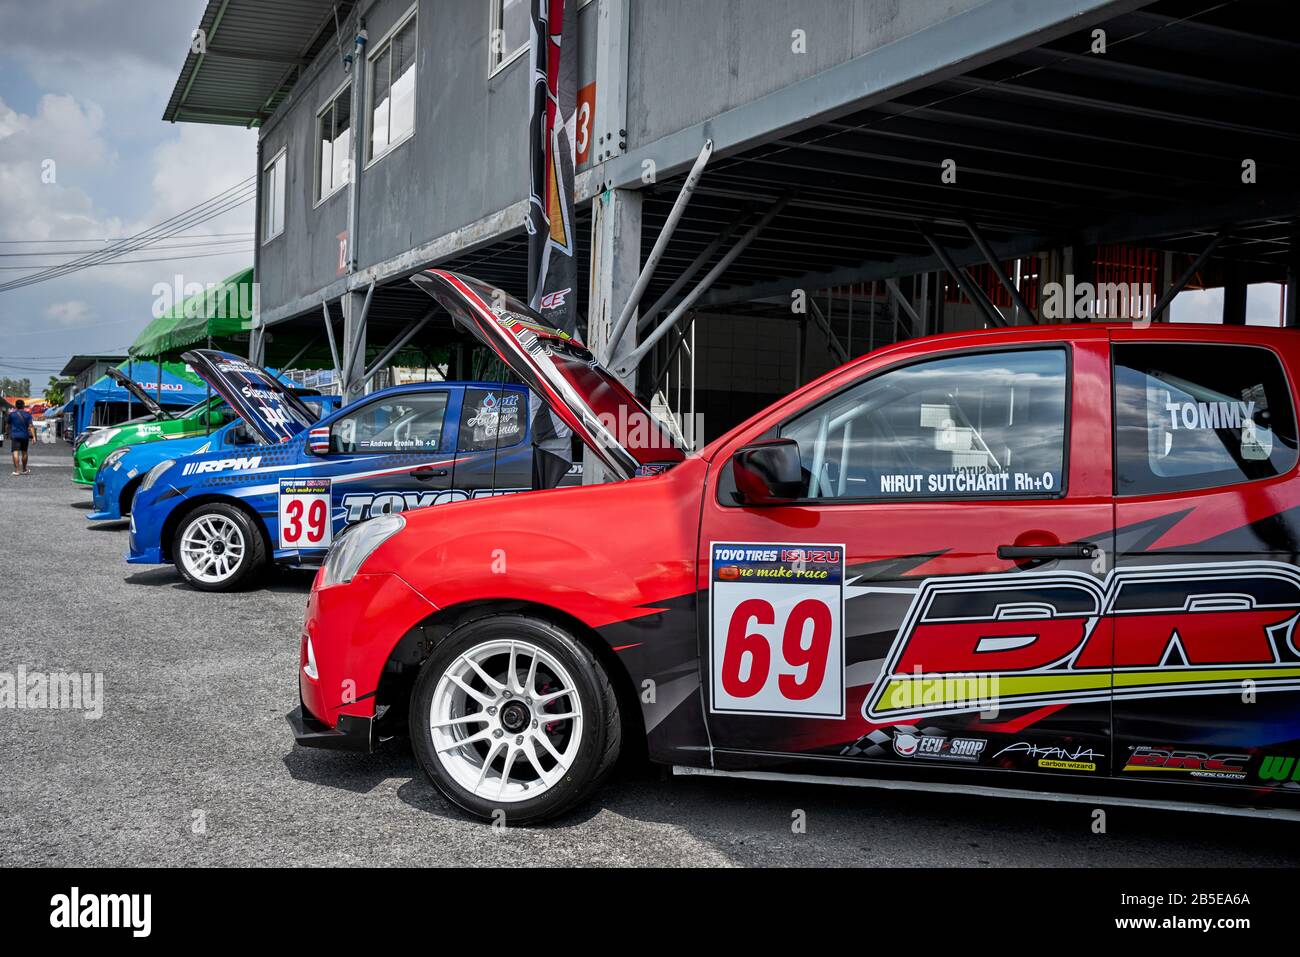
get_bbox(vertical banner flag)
[527,0,579,335]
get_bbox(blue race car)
[89,392,340,521]
[128,350,565,591]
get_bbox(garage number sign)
[709,542,845,719]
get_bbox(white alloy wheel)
[179,512,247,584]
[429,639,584,803]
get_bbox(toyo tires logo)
[864,561,1300,722]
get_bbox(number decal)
[278,478,333,549]
[710,542,845,718]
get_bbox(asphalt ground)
[2,439,1299,867]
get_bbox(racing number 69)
[720,598,833,701]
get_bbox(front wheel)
[172,503,266,592]
[409,616,621,824]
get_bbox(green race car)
[73,370,230,486]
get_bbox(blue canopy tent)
[68,360,209,436]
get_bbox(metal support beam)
[342,281,375,402]
[280,335,320,373]
[884,278,923,338]
[917,226,1007,328]
[614,195,792,377]
[344,17,369,273]
[607,139,713,351]
[963,220,1036,324]
[1149,233,1224,322]
[592,0,630,172]
[321,301,342,384]
[637,205,755,331]
[364,313,432,382]
[807,299,848,365]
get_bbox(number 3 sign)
[709,542,845,718]
[278,478,333,549]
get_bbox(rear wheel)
[409,615,621,824]
[172,503,266,592]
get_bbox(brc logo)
[1124,747,1249,780]
[864,562,1300,722]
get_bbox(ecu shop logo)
[864,562,1300,722]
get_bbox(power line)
[0,247,252,270]
[0,232,252,244]
[0,176,256,294]
[0,238,254,257]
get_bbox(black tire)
[409,615,621,825]
[171,502,267,592]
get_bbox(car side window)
[329,393,449,453]
[778,348,1068,501]
[458,388,526,451]
[1113,343,1298,496]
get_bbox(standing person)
[8,399,34,475]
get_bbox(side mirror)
[731,438,804,505]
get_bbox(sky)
[0,0,256,390]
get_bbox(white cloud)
[44,299,92,325]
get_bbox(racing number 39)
[710,543,845,718]
[278,478,333,549]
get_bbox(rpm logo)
[864,561,1300,722]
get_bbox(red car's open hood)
[411,269,685,480]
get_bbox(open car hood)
[181,349,317,444]
[105,367,173,420]
[410,269,685,480]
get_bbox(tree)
[0,376,31,397]
[45,376,66,406]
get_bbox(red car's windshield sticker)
[864,561,1300,722]
[709,542,846,719]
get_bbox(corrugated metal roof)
[163,0,354,126]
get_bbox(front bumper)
[294,572,437,751]
[88,476,122,520]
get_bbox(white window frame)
[261,147,287,244]
[365,4,418,168]
[314,80,353,208]
[488,0,530,77]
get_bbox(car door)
[697,330,1116,782]
[1109,330,1300,792]
[324,389,456,531]
[447,385,534,500]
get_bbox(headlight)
[140,459,174,492]
[101,448,130,472]
[320,514,405,587]
[84,428,122,448]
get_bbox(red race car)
[291,269,1300,824]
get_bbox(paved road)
[2,439,1298,867]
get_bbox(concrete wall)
[625,0,987,149]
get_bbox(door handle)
[998,542,1098,560]
[412,468,448,480]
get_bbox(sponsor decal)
[993,741,1103,772]
[465,392,522,442]
[180,455,262,476]
[340,487,527,524]
[278,478,332,549]
[1123,746,1249,781]
[709,543,846,719]
[865,561,1300,722]
[538,288,571,311]
[892,731,986,763]
[1257,754,1300,783]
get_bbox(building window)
[316,84,351,203]
[368,9,417,162]
[489,0,529,75]
[262,148,286,242]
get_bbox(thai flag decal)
[308,427,331,454]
